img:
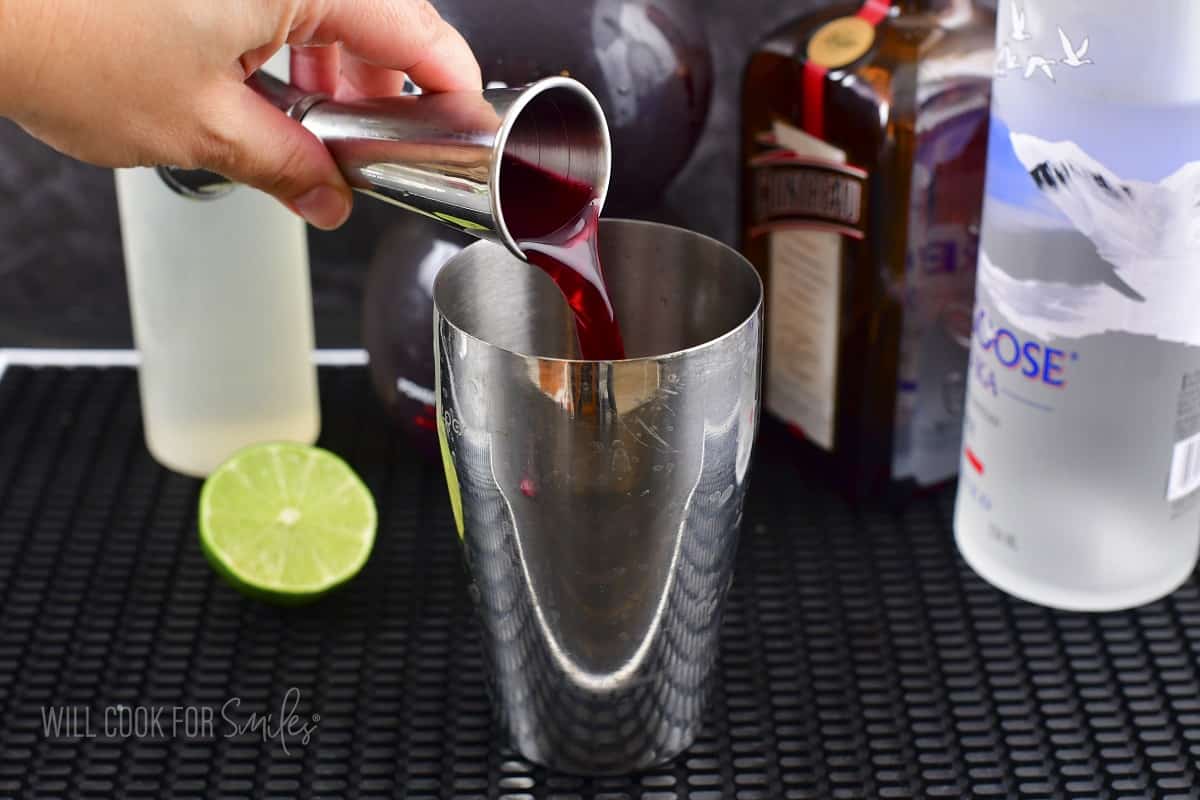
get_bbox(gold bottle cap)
[807,16,875,69]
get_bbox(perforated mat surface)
[0,366,1198,798]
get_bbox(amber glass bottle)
[742,0,994,502]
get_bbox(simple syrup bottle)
[115,50,319,477]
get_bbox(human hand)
[0,0,481,229]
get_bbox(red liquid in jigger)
[500,156,627,361]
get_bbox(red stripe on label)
[748,151,870,177]
[749,221,866,241]
[965,447,984,475]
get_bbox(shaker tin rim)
[434,218,764,366]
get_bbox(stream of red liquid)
[499,156,627,361]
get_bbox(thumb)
[201,83,352,230]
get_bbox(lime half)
[199,443,377,604]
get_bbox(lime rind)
[198,442,377,603]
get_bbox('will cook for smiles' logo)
[40,688,319,756]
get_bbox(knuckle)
[192,91,243,173]
[192,92,314,199]
[287,0,323,44]
[267,139,313,197]
[195,118,241,176]
[402,0,446,56]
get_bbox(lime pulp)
[198,442,377,604]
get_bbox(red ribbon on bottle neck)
[802,0,893,139]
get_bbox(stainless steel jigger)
[434,220,764,774]
[160,72,611,258]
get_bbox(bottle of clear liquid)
[955,0,1200,610]
[115,51,319,477]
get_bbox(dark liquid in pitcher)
[500,156,627,360]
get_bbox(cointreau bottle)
[742,0,994,502]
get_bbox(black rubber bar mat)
[1,366,1198,799]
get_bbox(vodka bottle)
[955,0,1200,610]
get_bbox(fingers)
[400,22,480,94]
[290,44,341,96]
[200,82,353,229]
[291,46,409,103]
[196,0,481,231]
[297,0,481,93]
[336,54,411,101]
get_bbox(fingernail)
[293,186,350,230]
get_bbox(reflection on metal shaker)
[434,220,763,773]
